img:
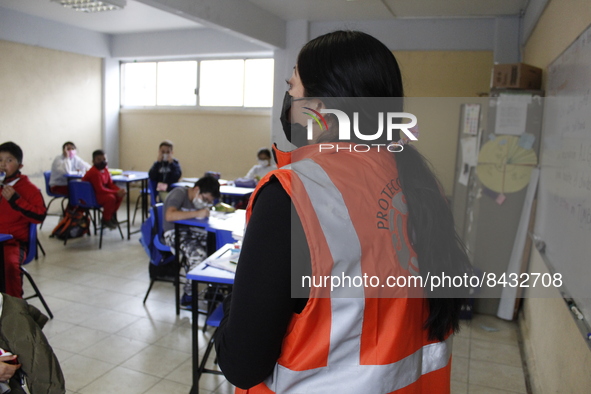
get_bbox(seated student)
[0,142,47,298]
[82,150,125,229]
[244,148,276,181]
[49,141,91,195]
[162,176,220,303]
[148,140,182,202]
[0,293,65,393]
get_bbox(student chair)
[196,303,225,381]
[41,171,68,229]
[21,223,53,319]
[140,204,223,320]
[140,203,177,307]
[68,181,123,249]
[148,179,159,206]
[132,187,147,226]
[132,179,159,225]
[36,238,46,260]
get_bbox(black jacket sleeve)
[148,161,160,183]
[167,159,182,186]
[214,178,310,389]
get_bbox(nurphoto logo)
[303,107,418,152]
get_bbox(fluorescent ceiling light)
[51,0,127,13]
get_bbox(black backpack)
[51,207,90,240]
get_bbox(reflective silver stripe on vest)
[267,336,452,394]
[291,159,365,368]
[265,158,451,393]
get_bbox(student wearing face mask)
[148,140,182,202]
[82,150,126,229]
[0,142,47,298]
[215,31,471,393]
[49,141,91,195]
[162,175,220,304]
[244,148,276,182]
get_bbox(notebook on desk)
[206,247,239,273]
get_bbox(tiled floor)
[23,213,529,394]
[451,315,529,393]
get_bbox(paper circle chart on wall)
[476,135,538,194]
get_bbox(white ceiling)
[0,0,202,34]
[250,0,527,21]
[0,0,528,35]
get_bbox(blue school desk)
[173,210,245,314]
[171,181,255,205]
[187,243,236,394]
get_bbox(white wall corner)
[111,28,271,60]
[271,20,310,151]
[494,16,521,64]
[0,6,111,58]
[102,57,120,167]
[136,0,285,49]
[521,0,550,47]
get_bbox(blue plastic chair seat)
[205,303,224,328]
[42,171,68,227]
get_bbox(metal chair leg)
[132,192,143,225]
[36,239,46,258]
[21,267,53,319]
[197,333,223,380]
[98,209,104,249]
[116,216,124,240]
[143,279,156,304]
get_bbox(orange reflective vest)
[239,143,452,394]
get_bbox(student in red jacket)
[82,150,125,229]
[0,142,47,298]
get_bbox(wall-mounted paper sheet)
[461,136,479,167]
[495,94,531,135]
[462,104,481,135]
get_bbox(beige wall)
[394,51,493,194]
[0,40,102,197]
[521,0,591,392]
[394,51,493,98]
[119,109,271,181]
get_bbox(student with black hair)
[82,149,125,229]
[215,31,471,393]
[163,176,220,303]
[148,140,182,201]
[49,141,91,195]
[0,141,47,298]
[244,147,276,182]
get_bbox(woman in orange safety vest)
[215,30,471,394]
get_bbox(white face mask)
[258,159,270,167]
[192,194,211,210]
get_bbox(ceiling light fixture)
[51,0,127,13]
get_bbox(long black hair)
[297,30,471,341]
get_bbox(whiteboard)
[535,23,591,324]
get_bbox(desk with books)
[187,243,236,394]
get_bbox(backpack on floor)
[51,207,90,240]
